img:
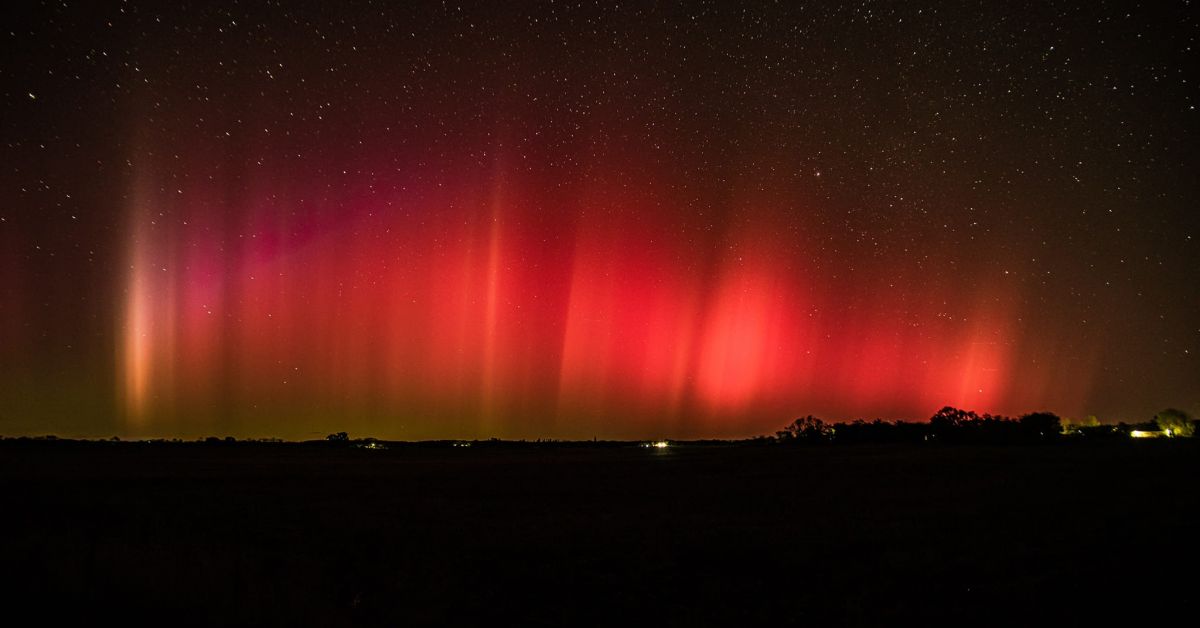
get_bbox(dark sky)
[0,1,1196,439]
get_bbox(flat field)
[1,441,1195,626]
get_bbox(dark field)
[2,441,1196,626]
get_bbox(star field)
[0,1,1196,439]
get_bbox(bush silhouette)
[1019,412,1062,440]
[1154,408,1194,437]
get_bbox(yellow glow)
[654,440,669,448]
[121,198,158,424]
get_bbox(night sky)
[1,1,1196,440]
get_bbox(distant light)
[653,440,669,449]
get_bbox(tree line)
[773,406,1196,445]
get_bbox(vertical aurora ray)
[0,1,1191,442]
[119,172,165,424]
[112,154,1042,438]
[98,42,1116,441]
[119,244,152,422]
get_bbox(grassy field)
[1,440,1196,626]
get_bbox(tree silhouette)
[776,415,832,443]
[928,406,981,440]
[1018,412,1062,440]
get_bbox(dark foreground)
[2,441,1196,626]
